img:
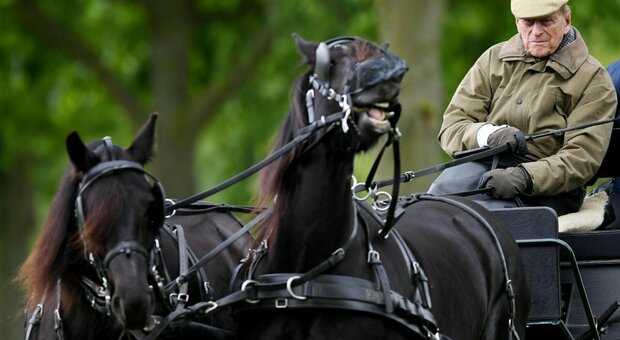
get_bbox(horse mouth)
[355,102,395,135]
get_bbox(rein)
[363,116,620,193]
[165,109,348,214]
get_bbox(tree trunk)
[147,1,197,198]
[0,157,36,340]
[376,0,445,194]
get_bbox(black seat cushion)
[560,229,620,261]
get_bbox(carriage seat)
[559,229,620,261]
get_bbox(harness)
[24,280,64,340]
[227,200,445,339]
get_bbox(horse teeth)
[374,102,390,109]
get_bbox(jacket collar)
[498,26,589,78]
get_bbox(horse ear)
[66,131,98,173]
[292,33,319,66]
[380,42,390,50]
[128,113,158,165]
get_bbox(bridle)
[24,137,167,340]
[73,137,165,315]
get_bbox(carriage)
[492,126,620,340]
[20,34,620,340]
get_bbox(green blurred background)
[2,0,619,338]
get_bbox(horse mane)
[258,73,309,203]
[17,140,123,310]
[17,164,81,305]
[254,72,310,240]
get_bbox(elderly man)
[429,0,617,216]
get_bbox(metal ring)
[372,191,392,211]
[203,301,218,314]
[286,276,307,300]
[164,199,176,218]
[352,183,370,201]
[241,280,260,304]
[350,175,358,190]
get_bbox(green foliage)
[193,0,377,205]
[442,0,515,103]
[570,1,620,65]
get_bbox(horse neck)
[268,137,357,272]
[25,276,121,340]
[61,294,122,339]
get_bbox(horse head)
[66,113,163,330]
[294,34,408,150]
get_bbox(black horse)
[231,35,530,339]
[19,113,250,339]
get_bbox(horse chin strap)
[349,103,403,239]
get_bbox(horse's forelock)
[81,180,123,253]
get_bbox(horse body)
[393,196,530,339]
[234,35,529,340]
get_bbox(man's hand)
[487,126,528,155]
[478,167,532,199]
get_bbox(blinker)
[347,53,408,95]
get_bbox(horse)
[230,34,530,339]
[18,113,250,339]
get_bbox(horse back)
[394,195,530,339]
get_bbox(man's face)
[516,9,571,58]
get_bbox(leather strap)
[171,224,189,311]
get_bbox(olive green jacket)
[438,28,617,196]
